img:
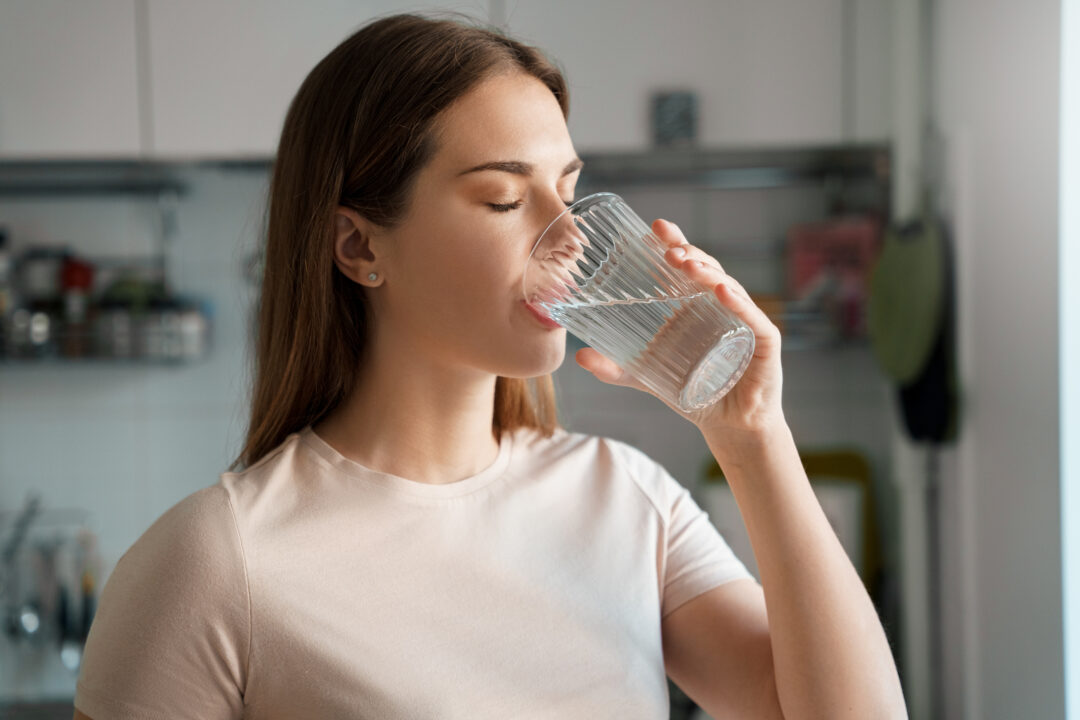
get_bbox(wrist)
[701,416,794,471]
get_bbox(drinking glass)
[523,192,755,412]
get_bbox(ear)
[332,206,385,286]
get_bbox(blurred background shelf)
[576,143,889,192]
[0,161,189,199]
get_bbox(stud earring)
[368,272,378,282]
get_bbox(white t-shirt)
[74,424,753,719]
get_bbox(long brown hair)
[232,12,568,471]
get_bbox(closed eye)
[488,199,575,213]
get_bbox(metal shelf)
[0,358,206,368]
[576,143,890,191]
[0,145,887,196]
[0,160,190,198]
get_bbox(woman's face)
[363,71,581,379]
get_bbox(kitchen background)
[0,1,1074,720]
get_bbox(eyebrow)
[457,157,585,178]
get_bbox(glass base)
[678,329,755,412]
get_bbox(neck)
[312,338,501,486]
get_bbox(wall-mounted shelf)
[576,143,889,192]
[0,148,886,359]
[0,145,887,196]
[0,160,190,198]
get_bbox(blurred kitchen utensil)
[1,495,41,640]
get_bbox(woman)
[73,12,906,720]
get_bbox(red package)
[786,216,883,337]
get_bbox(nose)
[539,195,585,253]
[522,192,591,303]
[542,217,587,266]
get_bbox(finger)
[712,280,782,351]
[674,254,751,300]
[651,220,728,274]
[652,218,690,247]
[665,243,726,275]
[683,259,757,307]
[683,261,779,341]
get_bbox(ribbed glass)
[523,192,755,412]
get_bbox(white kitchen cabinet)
[0,0,142,158]
[0,0,891,159]
[502,0,890,150]
[145,0,488,158]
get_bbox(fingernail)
[672,246,686,258]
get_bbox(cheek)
[400,241,517,326]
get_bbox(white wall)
[932,0,1064,717]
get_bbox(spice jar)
[93,299,134,359]
[60,255,94,358]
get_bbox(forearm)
[703,420,907,720]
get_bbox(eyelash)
[488,199,575,213]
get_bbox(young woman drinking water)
[73,12,906,719]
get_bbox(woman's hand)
[574,218,786,436]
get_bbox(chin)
[499,336,567,378]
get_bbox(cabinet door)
[504,0,849,150]
[0,0,141,158]
[146,0,488,157]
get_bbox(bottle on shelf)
[13,245,67,359]
[0,243,212,364]
[60,254,95,359]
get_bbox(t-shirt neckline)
[297,425,515,499]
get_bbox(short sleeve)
[608,439,754,619]
[660,467,755,618]
[74,483,250,720]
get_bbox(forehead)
[429,72,573,175]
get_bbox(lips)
[523,300,563,329]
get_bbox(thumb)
[575,348,635,387]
